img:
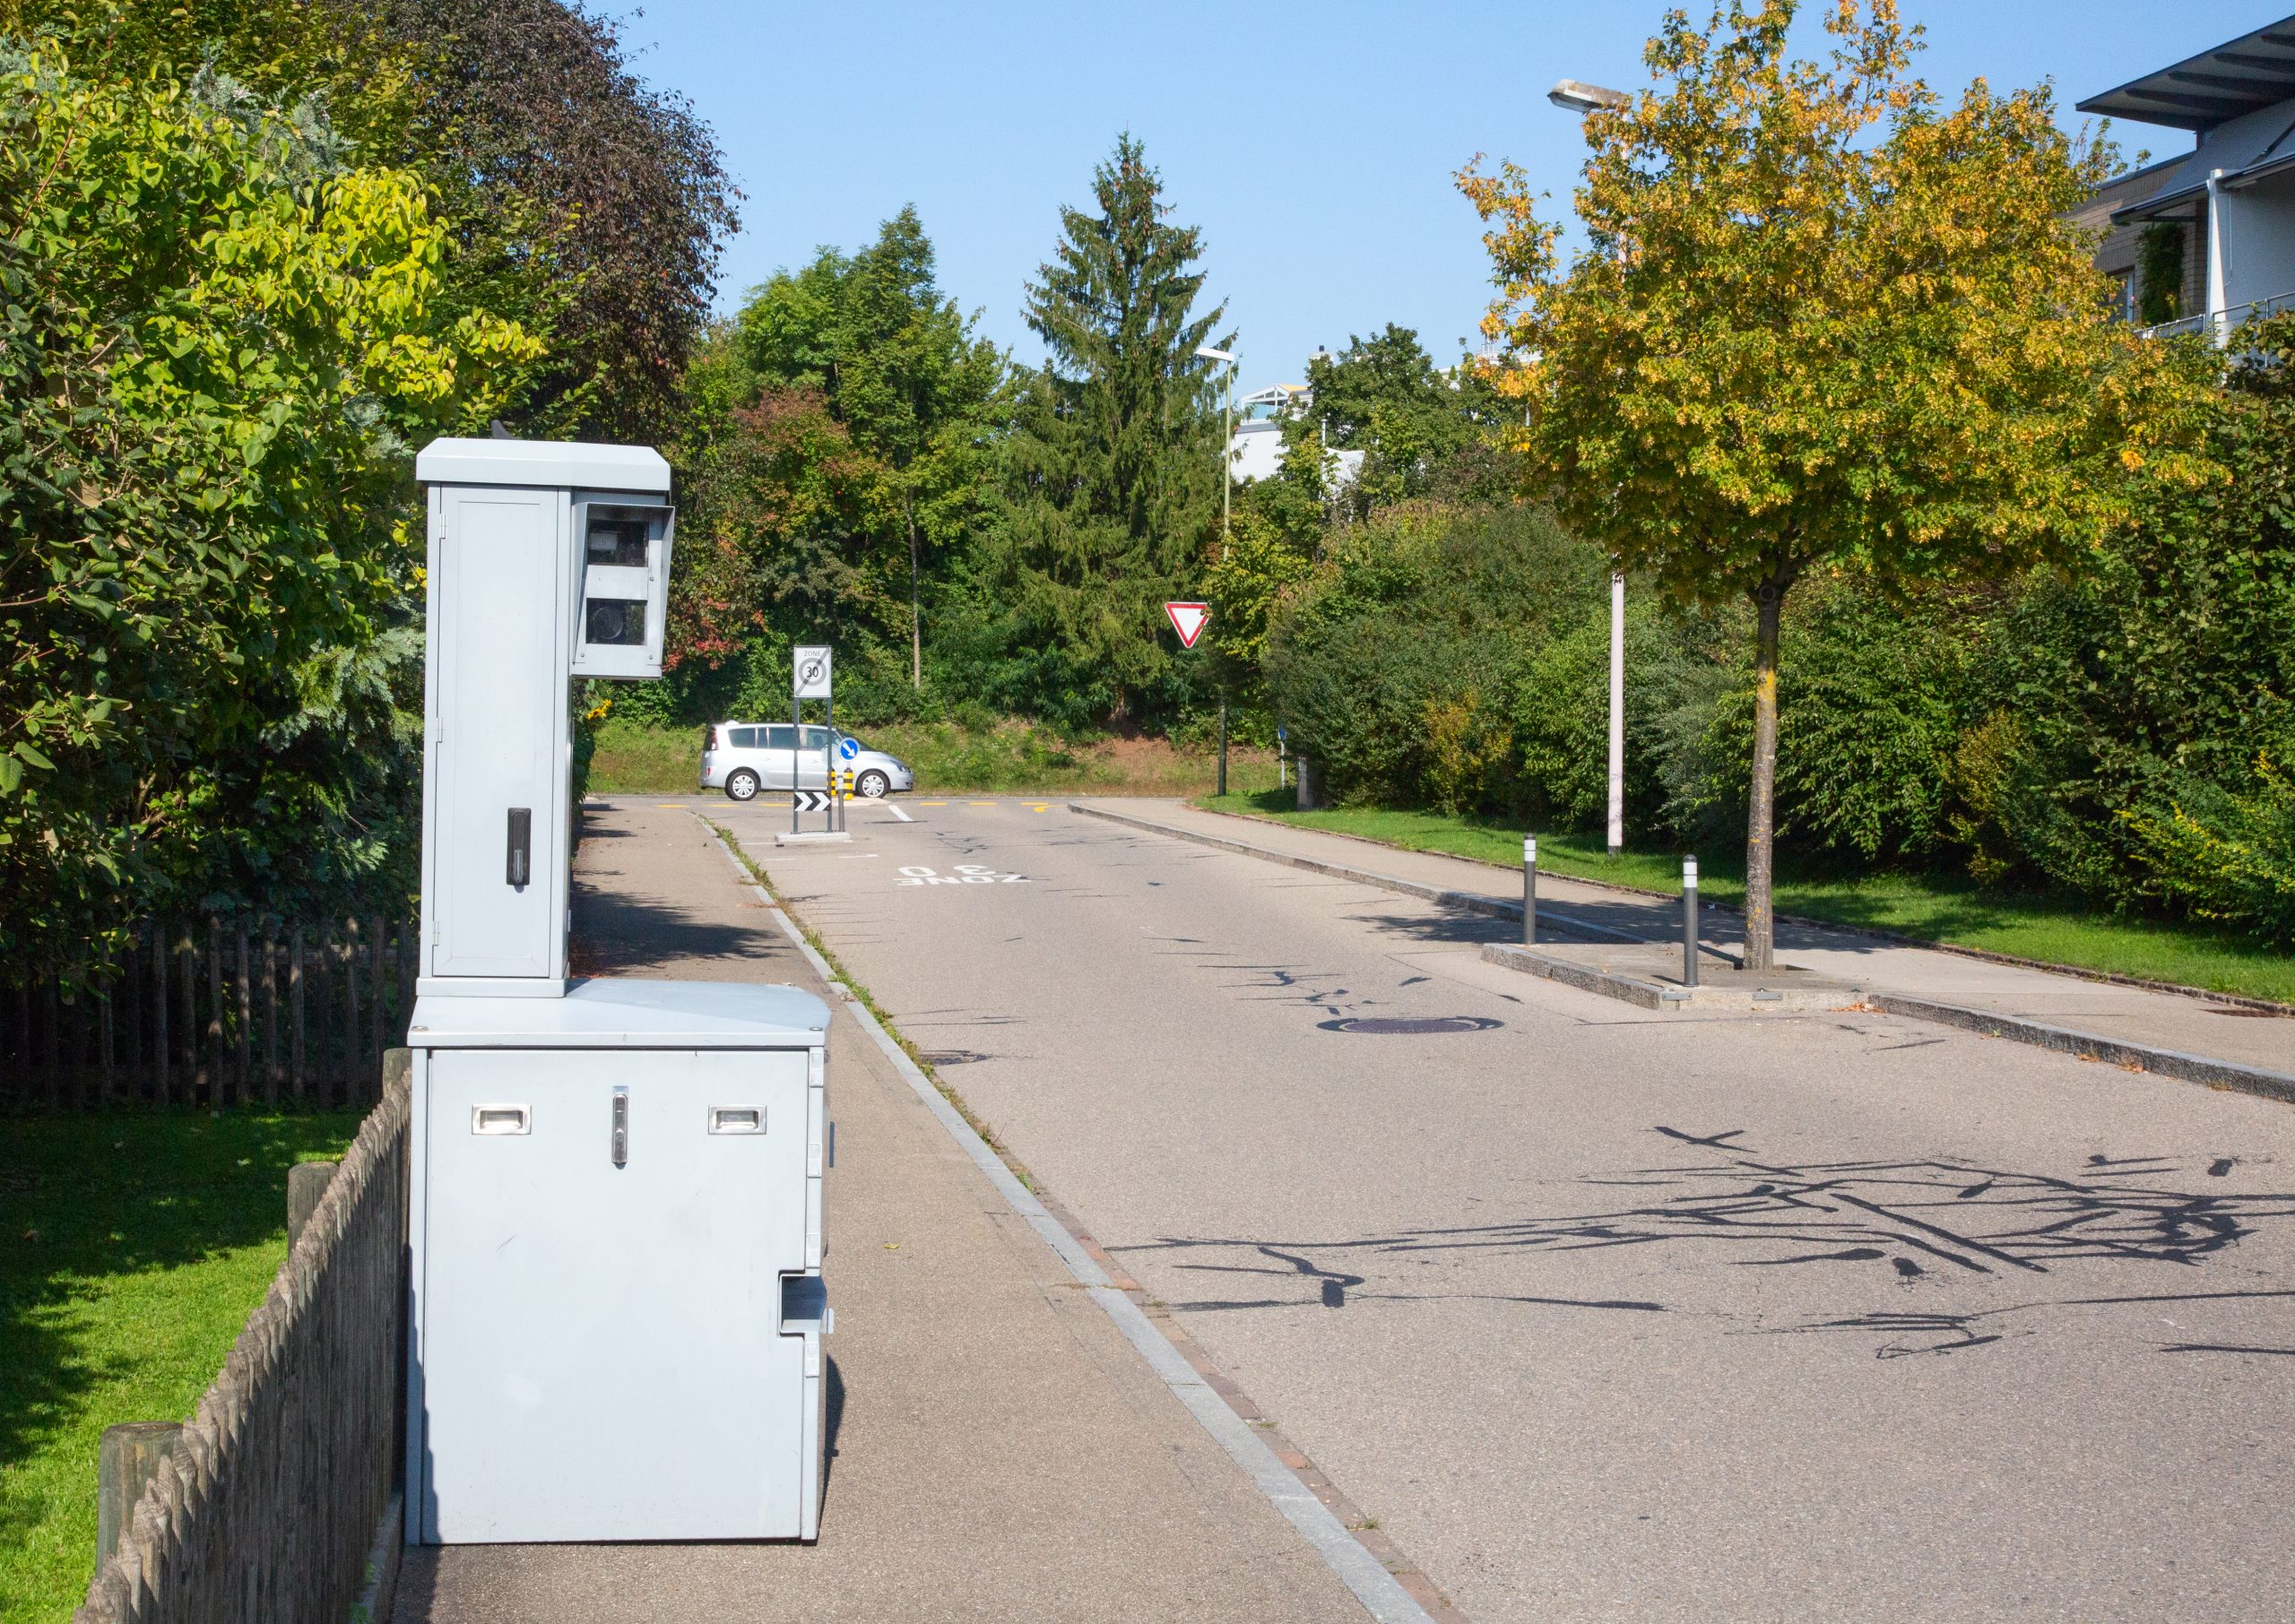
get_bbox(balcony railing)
[2138,289,2295,340]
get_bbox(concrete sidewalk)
[1076,799,2295,1083]
[391,803,1372,1624]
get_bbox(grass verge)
[593,715,1278,799]
[1195,790,2295,1006]
[1,1108,364,1624]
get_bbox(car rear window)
[727,726,761,748]
[764,724,797,751]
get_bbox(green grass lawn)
[1,1109,362,1624]
[1196,790,2295,1006]
[590,714,1281,799]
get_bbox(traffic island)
[1481,940,1864,1013]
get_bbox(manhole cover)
[1317,1015,1503,1035]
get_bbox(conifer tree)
[993,134,1230,721]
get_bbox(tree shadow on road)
[1113,1126,2295,1359]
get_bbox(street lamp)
[1194,343,1238,795]
[1547,79,1631,115]
[1548,78,1631,856]
[1195,344,1237,547]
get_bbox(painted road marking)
[896,864,1027,886]
[885,802,914,823]
[1028,803,1050,812]
[968,800,996,807]
[921,800,948,807]
[654,803,691,808]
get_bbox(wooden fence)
[78,1054,410,1623]
[3,916,418,1112]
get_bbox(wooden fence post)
[290,925,306,1104]
[263,929,280,1107]
[43,977,59,1112]
[237,924,252,1107]
[287,1161,338,1248]
[122,935,139,1106]
[344,920,361,1104]
[206,918,223,1110]
[98,1421,182,1567]
[178,927,195,1107]
[10,984,26,1112]
[368,914,385,1093]
[100,981,115,1107]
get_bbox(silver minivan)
[699,722,915,801]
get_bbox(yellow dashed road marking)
[968,800,996,807]
[921,800,948,807]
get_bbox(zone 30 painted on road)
[896,865,1028,886]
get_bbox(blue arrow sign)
[837,736,859,760]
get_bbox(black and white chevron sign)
[791,790,834,813]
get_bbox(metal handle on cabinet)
[611,1087,628,1167]
[507,808,532,887]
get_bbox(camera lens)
[586,600,645,645]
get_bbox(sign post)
[792,646,833,837]
[1164,602,1222,792]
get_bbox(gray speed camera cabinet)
[406,438,831,1544]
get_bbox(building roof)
[2106,95,2295,226]
[2078,14,2295,132]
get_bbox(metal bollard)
[1682,856,1700,988]
[1522,836,1537,946]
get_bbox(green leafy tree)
[0,46,537,972]
[1459,0,2207,966]
[16,0,739,444]
[991,134,1229,722]
[737,208,1010,687]
[1288,324,1498,514]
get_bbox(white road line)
[697,818,1433,1624]
[885,802,914,822]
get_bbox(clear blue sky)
[619,1,2276,388]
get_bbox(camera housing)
[571,499,674,678]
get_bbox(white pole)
[1607,570,1625,854]
[2205,169,2229,347]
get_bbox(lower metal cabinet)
[406,980,828,1543]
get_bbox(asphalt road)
[712,793,2295,1624]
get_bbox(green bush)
[2127,741,2295,945]
[1266,502,1596,812]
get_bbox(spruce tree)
[994,134,1230,721]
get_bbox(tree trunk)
[1744,583,1785,972]
[907,497,922,691]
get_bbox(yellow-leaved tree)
[1459,0,2209,967]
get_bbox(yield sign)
[1165,601,1209,649]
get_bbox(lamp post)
[1195,343,1236,550]
[1195,343,1237,795]
[1548,78,1632,855]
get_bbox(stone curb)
[1082,800,2295,1107]
[348,1492,401,1624]
[1478,944,1856,1013]
[1187,802,2295,1017]
[1068,801,1644,945]
[1860,992,2295,1105]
